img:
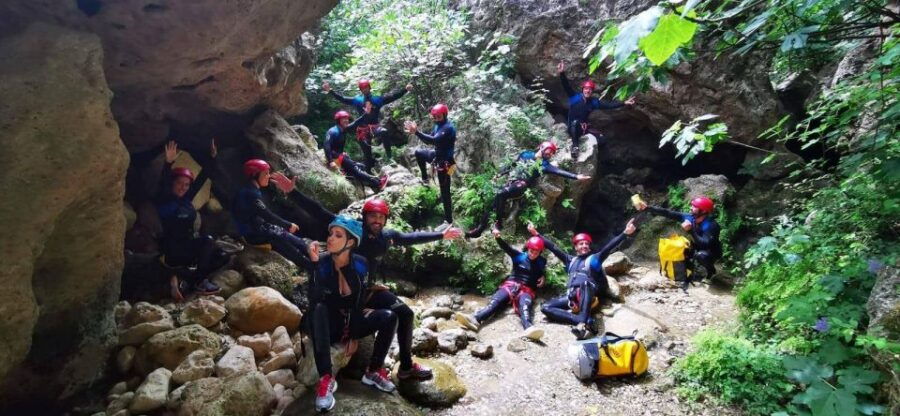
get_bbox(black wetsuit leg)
[366,290,415,369]
[692,250,717,278]
[474,288,511,323]
[340,154,381,190]
[469,180,528,237]
[540,294,580,325]
[375,127,392,159]
[350,308,398,371]
[414,149,435,182]
[437,169,453,223]
[357,137,376,173]
[517,291,535,329]
[310,302,342,376]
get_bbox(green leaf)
[614,6,664,64]
[784,356,833,384]
[815,339,850,366]
[837,367,880,394]
[639,13,698,65]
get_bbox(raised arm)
[383,228,443,246]
[414,129,440,145]
[540,233,572,264]
[593,97,625,110]
[327,90,356,106]
[595,232,628,260]
[494,235,521,259]
[560,71,576,98]
[646,205,688,222]
[285,187,337,223]
[381,87,409,106]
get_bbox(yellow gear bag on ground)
[658,235,692,281]
[571,331,649,379]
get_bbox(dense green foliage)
[671,330,794,414]
[584,0,900,414]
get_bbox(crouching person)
[308,216,398,413]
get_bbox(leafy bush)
[671,330,794,415]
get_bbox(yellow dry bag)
[659,235,691,281]
[571,331,650,380]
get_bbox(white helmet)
[568,343,596,380]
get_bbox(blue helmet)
[329,215,363,242]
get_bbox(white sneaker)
[454,312,480,332]
[435,221,453,232]
[523,326,544,341]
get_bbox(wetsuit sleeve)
[381,89,408,105]
[323,131,336,164]
[495,236,522,259]
[593,97,624,110]
[348,115,366,130]
[185,154,217,201]
[540,234,572,264]
[156,160,174,200]
[560,72,575,98]
[414,130,438,145]
[647,205,687,222]
[252,197,292,229]
[327,90,356,106]
[595,232,628,261]
[384,228,444,246]
[694,221,721,248]
[542,162,579,180]
[498,153,524,176]
[287,190,337,223]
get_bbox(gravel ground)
[404,262,742,416]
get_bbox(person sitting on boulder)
[324,108,389,192]
[466,141,591,238]
[558,61,635,158]
[537,219,637,339]
[154,140,224,300]
[323,79,412,169]
[455,228,548,341]
[404,103,456,229]
[636,196,721,288]
[268,176,463,381]
[232,159,313,271]
[308,216,398,412]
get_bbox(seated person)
[307,216,398,412]
[455,228,548,341]
[537,219,636,339]
[154,140,223,300]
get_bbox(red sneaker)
[397,362,433,381]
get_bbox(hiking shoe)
[455,313,480,331]
[681,280,690,294]
[523,326,544,341]
[315,374,337,413]
[194,279,220,296]
[170,276,187,302]
[435,221,452,233]
[362,368,396,392]
[571,323,590,340]
[377,175,389,191]
[397,362,433,381]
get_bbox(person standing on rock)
[404,103,457,229]
[558,61,635,158]
[155,140,224,301]
[455,227,548,341]
[307,216,399,412]
[466,141,591,238]
[267,177,463,382]
[636,196,721,290]
[323,79,412,170]
[232,159,314,272]
[324,108,390,192]
[537,219,637,339]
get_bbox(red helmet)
[581,80,596,91]
[243,159,270,178]
[572,233,592,245]
[334,110,351,121]
[538,141,558,155]
[690,196,715,214]
[171,167,194,181]
[362,199,390,217]
[358,79,371,90]
[525,236,545,252]
[430,103,449,118]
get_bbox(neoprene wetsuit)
[473,235,547,329]
[414,119,457,223]
[323,118,384,190]
[328,88,409,166]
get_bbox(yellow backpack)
[658,235,692,281]
[571,331,650,380]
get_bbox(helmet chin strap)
[334,239,355,256]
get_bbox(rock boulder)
[394,358,466,407]
[224,287,302,334]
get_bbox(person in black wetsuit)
[154,140,223,300]
[231,159,313,272]
[404,103,456,228]
[557,61,635,158]
[267,174,464,381]
[323,79,412,170]
[454,228,548,341]
[466,141,591,238]
[324,109,389,192]
[536,219,637,339]
[637,196,722,290]
[307,216,398,412]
